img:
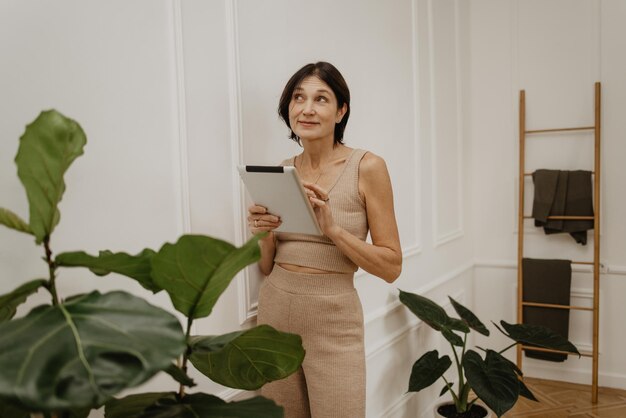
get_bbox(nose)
[302,100,315,115]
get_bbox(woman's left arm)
[306,153,402,282]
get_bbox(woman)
[248,62,402,418]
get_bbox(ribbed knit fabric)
[274,149,369,273]
[257,264,365,418]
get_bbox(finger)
[303,183,329,201]
[303,182,327,195]
[252,217,282,227]
[309,196,329,207]
[248,205,268,214]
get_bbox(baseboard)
[524,364,626,391]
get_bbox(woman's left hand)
[302,182,338,238]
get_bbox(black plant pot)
[435,402,491,418]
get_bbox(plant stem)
[457,333,468,409]
[178,316,194,398]
[43,237,59,306]
[499,342,518,354]
[441,375,460,408]
[450,338,465,406]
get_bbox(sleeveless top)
[274,148,369,273]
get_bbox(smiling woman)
[246,62,403,418]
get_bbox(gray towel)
[522,258,572,362]
[532,169,594,245]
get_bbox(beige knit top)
[274,148,369,273]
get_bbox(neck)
[300,139,341,170]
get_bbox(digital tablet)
[237,165,323,236]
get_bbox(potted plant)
[0,110,305,418]
[398,290,580,418]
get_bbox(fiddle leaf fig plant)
[399,290,580,418]
[0,109,304,418]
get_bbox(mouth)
[298,121,319,127]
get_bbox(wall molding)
[379,392,413,418]
[224,0,256,325]
[428,0,465,248]
[407,0,423,258]
[364,260,473,327]
[171,0,191,235]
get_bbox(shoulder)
[358,150,389,178]
[357,151,392,202]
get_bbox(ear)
[336,103,348,123]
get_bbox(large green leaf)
[449,296,490,336]
[407,350,452,393]
[0,291,186,410]
[518,378,538,402]
[496,321,580,356]
[56,249,160,293]
[105,392,175,418]
[189,324,305,390]
[399,290,469,334]
[0,279,47,322]
[0,207,33,235]
[138,393,283,418]
[463,350,519,417]
[151,234,262,319]
[15,110,86,244]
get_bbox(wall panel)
[428,0,464,247]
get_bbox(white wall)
[0,1,474,417]
[470,0,626,391]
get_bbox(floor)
[505,378,626,417]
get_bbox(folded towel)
[522,258,572,362]
[563,170,594,244]
[532,169,594,245]
[533,170,566,231]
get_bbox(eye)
[293,93,304,102]
[317,96,329,103]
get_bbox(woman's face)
[288,76,347,144]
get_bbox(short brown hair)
[278,62,351,145]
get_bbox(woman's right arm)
[247,205,281,276]
[257,233,276,275]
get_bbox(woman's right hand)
[247,205,282,238]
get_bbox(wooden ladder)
[516,82,601,403]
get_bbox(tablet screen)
[238,165,322,236]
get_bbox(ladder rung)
[523,215,594,220]
[524,172,595,176]
[526,126,595,134]
[521,345,592,357]
[520,261,594,266]
[522,301,593,311]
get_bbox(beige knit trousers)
[257,264,366,418]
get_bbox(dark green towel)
[522,258,572,362]
[532,169,594,245]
